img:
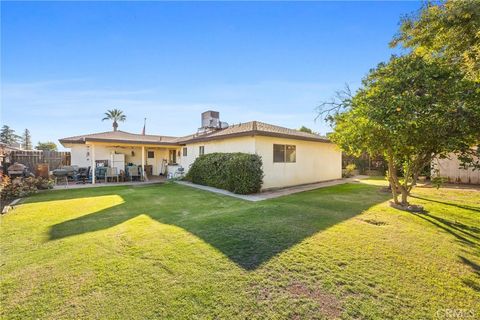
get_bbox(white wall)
[254,136,342,189]
[68,144,177,175]
[181,135,342,190]
[180,136,256,170]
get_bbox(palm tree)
[102,109,126,131]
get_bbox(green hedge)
[185,153,263,194]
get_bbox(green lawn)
[1,180,479,319]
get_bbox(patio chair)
[127,165,140,181]
[95,167,107,181]
[76,167,90,184]
[105,167,119,183]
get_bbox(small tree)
[0,125,20,146]
[36,141,58,151]
[22,129,32,150]
[102,109,126,131]
[319,55,480,206]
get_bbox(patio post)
[141,145,145,181]
[91,144,96,184]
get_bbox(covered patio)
[58,131,184,185]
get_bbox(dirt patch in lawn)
[287,282,342,318]
[361,218,388,226]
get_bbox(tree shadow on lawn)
[410,195,480,213]
[408,213,479,249]
[47,183,389,270]
[459,256,480,292]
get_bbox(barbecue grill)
[52,168,68,185]
[7,162,30,178]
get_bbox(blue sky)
[1,1,420,149]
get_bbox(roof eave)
[180,131,331,144]
[59,138,182,146]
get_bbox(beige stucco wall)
[66,135,342,189]
[67,143,178,175]
[433,153,480,184]
[181,135,342,190]
[180,136,256,170]
[254,136,342,189]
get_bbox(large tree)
[102,109,126,131]
[319,55,480,206]
[35,141,58,151]
[391,0,480,82]
[0,125,20,146]
[22,129,32,150]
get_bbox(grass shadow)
[410,213,478,248]
[410,195,480,213]
[459,256,480,292]
[47,183,390,270]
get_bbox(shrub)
[186,153,263,194]
[342,163,357,178]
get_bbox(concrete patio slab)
[52,176,166,190]
[176,176,368,201]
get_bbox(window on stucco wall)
[199,146,205,156]
[273,144,296,163]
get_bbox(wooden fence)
[9,150,71,172]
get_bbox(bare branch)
[315,84,354,122]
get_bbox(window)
[147,151,155,159]
[286,145,296,162]
[169,150,177,164]
[199,146,205,156]
[273,144,285,162]
[273,144,296,163]
[183,147,188,157]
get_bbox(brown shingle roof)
[177,121,331,143]
[59,130,180,146]
[59,122,331,147]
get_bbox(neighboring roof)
[59,130,181,146]
[177,121,331,144]
[59,122,331,147]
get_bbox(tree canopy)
[0,125,20,146]
[298,126,314,134]
[35,141,58,151]
[321,54,480,205]
[102,109,126,131]
[391,0,480,82]
[22,129,33,150]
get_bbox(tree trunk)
[386,155,399,204]
[113,121,118,131]
[401,189,409,206]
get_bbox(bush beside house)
[186,153,263,194]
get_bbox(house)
[59,111,342,190]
